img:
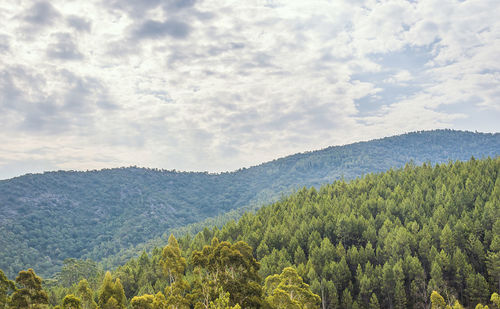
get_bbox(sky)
[0,0,499,180]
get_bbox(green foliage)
[58,259,101,288]
[76,279,97,309]
[0,269,15,308]
[9,268,48,308]
[62,294,81,309]
[174,156,496,308]
[431,290,446,309]
[368,293,379,309]
[264,267,320,309]
[191,238,262,308]
[130,294,153,309]
[0,269,16,309]
[97,272,126,309]
[1,130,499,278]
[161,234,186,286]
[208,288,241,309]
[2,155,499,308]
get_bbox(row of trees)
[0,235,320,308]
[1,242,499,308]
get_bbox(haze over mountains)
[0,129,499,278]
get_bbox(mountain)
[52,156,500,308]
[0,129,499,277]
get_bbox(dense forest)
[1,130,499,278]
[1,156,499,308]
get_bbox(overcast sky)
[0,0,499,180]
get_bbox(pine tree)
[368,293,379,309]
[486,234,500,293]
[341,289,353,309]
[466,273,490,307]
[393,261,406,309]
[98,272,126,309]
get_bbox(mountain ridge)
[4,129,497,180]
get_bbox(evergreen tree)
[341,289,353,309]
[486,233,500,293]
[368,293,379,309]
[98,272,126,309]
[466,273,490,307]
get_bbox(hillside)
[107,156,499,308]
[0,129,499,277]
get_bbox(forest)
[1,130,499,278]
[1,156,499,308]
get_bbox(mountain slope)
[160,157,499,308]
[0,129,499,277]
[78,156,498,309]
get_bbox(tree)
[192,238,262,308]
[102,297,119,309]
[59,259,100,288]
[430,291,446,309]
[341,289,353,309]
[486,234,500,293]
[97,272,126,309]
[0,269,15,308]
[466,273,490,307]
[368,293,379,309]
[264,267,320,309]
[161,235,186,287]
[76,279,96,309]
[62,294,81,309]
[208,288,241,309]
[161,235,190,308]
[9,269,48,308]
[393,261,407,309]
[491,293,500,308]
[131,294,153,309]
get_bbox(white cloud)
[0,0,498,179]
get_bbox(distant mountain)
[0,129,499,277]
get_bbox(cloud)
[23,1,61,26]
[46,33,84,60]
[105,0,198,19]
[0,65,116,135]
[66,15,92,32]
[0,35,10,53]
[0,0,499,179]
[132,19,191,39]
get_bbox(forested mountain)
[2,156,498,309]
[1,130,499,278]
